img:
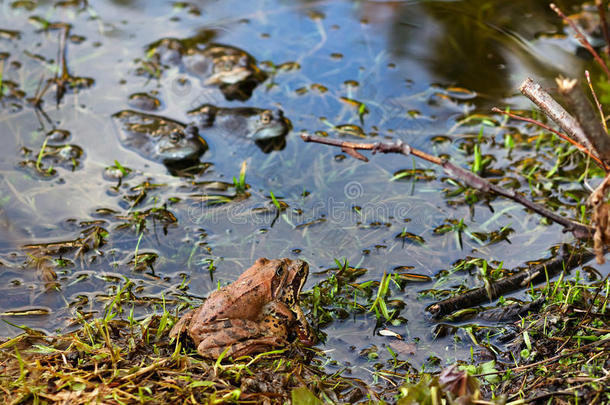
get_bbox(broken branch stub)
[519,77,598,158]
[556,77,610,166]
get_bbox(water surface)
[0,0,605,381]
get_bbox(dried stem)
[301,133,593,238]
[551,3,610,81]
[585,70,608,134]
[53,23,71,106]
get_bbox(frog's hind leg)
[195,319,288,359]
[226,336,288,358]
[200,335,288,359]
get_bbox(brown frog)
[169,258,313,359]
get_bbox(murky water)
[0,0,606,381]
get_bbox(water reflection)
[361,0,596,106]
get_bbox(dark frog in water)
[188,104,291,152]
[147,38,267,101]
[112,110,208,167]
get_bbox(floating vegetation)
[395,229,426,245]
[391,168,437,182]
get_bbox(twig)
[301,133,593,238]
[475,336,609,378]
[519,77,598,158]
[301,134,439,165]
[491,107,607,170]
[507,338,610,398]
[24,75,54,129]
[585,70,608,134]
[557,77,610,165]
[551,3,610,81]
[53,24,71,106]
[119,358,169,381]
[596,0,610,58]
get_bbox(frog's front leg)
[265,300,315,345]
[292,305,316,345]
[169,309,195,339]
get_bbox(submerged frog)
[169,258,314,359]
[188,104,291,152]
[149,38,267,101]
[188,104,290,140]
[112,110,207,166]
[112,104,290,169]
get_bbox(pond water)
[0,0,606,382]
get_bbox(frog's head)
[113,110,207,167]
[276,259,308,308]
[155,124,208,165]
[241,258,290,301]
[248,108,291,140]
[234,258,307,304]
[206,54,253,85]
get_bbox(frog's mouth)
[204,66,252,85]
[251,115,291,141]
[156,137,207,164]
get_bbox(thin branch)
[491,107,608,170]
[301,133,593,239]
[551,3,610,81]
[585,70,608,133]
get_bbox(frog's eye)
[223,60,234,71]
[168,130,183,143]
[260,111,272,125]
